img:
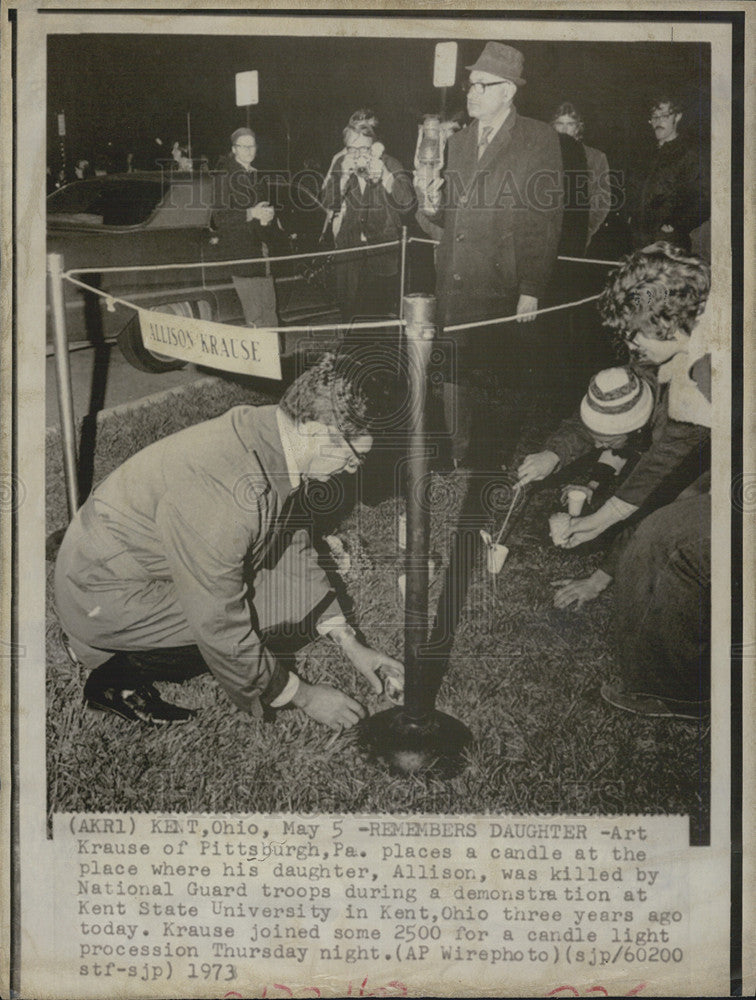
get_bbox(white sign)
[137,307,282,380]
[432,41,457,87]
[235,70,259,107]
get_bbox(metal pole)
[357,293,472,776]
[402,294,434,721]
[398,225,408,320]
[48,253,80,519]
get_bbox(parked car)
[46,171,340,372]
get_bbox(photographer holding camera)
[322,110,414,324]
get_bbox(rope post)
[358,293,472,776]
[48,253,79,519]
[403,294,434,719]
[398,225,408,320]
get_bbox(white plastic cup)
[549,512,571,547]
[567,490,587,517]
[486,543,509,574]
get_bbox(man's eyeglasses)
[342,434,367,470]
[234,143,257,151]
[648,113,674,124]
[463,80,508,95]
[623,327,646,346]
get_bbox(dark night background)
[48,33,711,186]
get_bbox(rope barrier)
[555,253,622,267]
[61,272,405,335]
[65,239,401,278]
[64,262,600,337]
[250,319,404,335]
[63,275,136,312]
[62,272,600,337]
[55,235,610,359]
[407,236,621,268]
[48,234,613,518]
[443,293,601,333]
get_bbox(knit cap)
[579,367,654,436]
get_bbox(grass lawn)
[45,373,709,840]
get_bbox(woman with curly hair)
[525,243,715,720]
[581,243,714,720]
[559,241,713,552]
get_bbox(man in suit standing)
[415,42,563,467]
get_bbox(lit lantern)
[414,115,445,212]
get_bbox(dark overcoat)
[629,136,709,252]
[211,155,269,278]
[429,110,563,342]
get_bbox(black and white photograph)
[4,5,749,998]
[43,24,715,825]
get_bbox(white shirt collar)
[275,409,302,490]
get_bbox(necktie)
[478,125,493,159]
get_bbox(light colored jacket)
[55,406,338,715]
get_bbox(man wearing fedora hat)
[415,41,563,467]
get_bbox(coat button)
[453,273,462,282]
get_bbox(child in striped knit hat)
[518,365,654,489]
[518,366,654,552]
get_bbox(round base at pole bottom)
[358,707,473,777]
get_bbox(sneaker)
[84,682,196,725]
[600,682,708,721]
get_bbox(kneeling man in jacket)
[55,355,403,729]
